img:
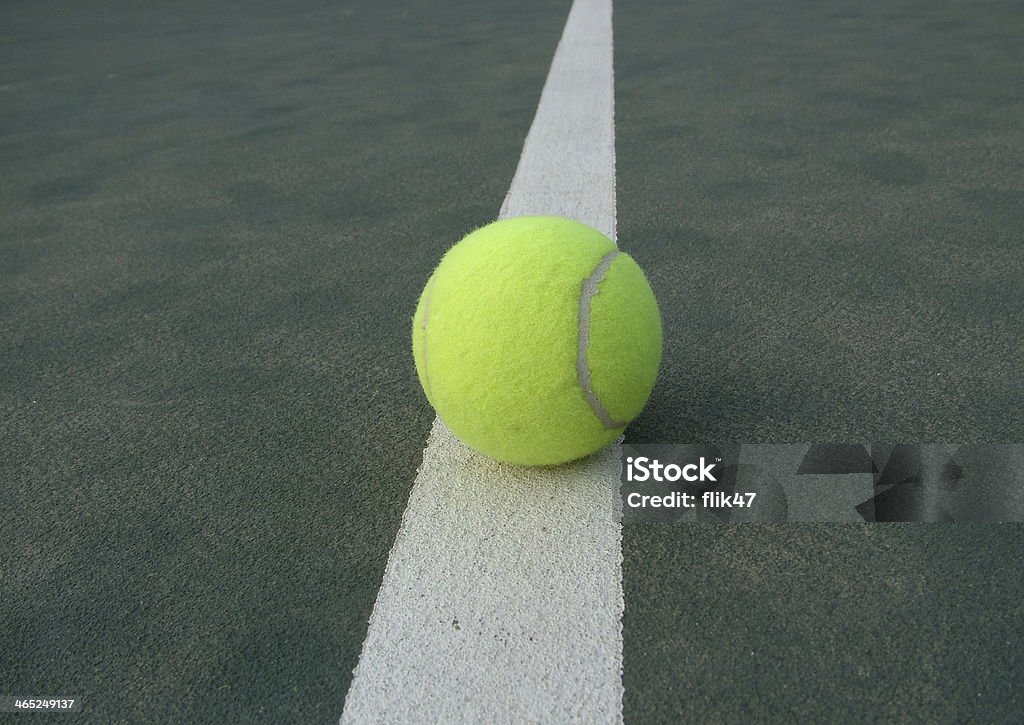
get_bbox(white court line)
[340,0,622,722]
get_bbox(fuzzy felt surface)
[413,216,662,465]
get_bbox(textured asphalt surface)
[2,0,1022,723]
[618,1,1023,721]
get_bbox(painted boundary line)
[340,0,622,722]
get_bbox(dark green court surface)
[3,0,1022,722]
[2,1,566,721]
[617,1,1023,722]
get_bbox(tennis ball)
[412,215,661,466]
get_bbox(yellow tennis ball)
[412,215,662,466]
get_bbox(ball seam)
[419,273,437,402]
[578,250,627,430]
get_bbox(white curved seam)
[420,275,436,401]
[578,250,626,430]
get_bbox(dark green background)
[2,0,1021,722]
[618,1,1022,721]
